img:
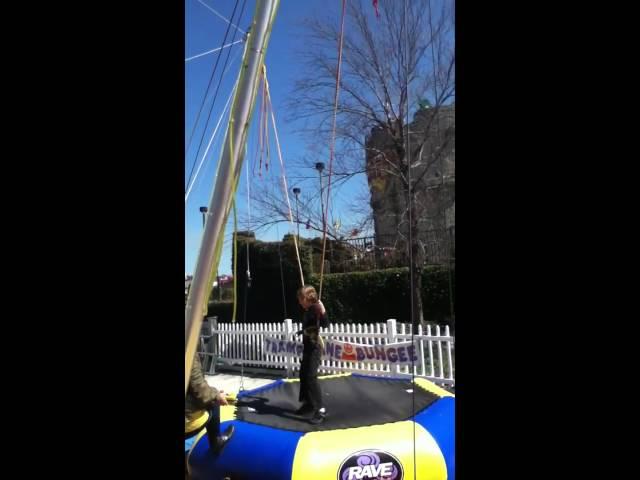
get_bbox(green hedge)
[232,234,314,324]
[209,270,454,326]
[209,233,455,326]
[310,267,454,325]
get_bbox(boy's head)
[297,285,318,309]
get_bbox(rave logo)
[338,450,403,480]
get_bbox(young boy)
[296,285,329,424]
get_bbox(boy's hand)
[317,300,326,315]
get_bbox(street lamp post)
[199,206,208,229]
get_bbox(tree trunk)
[409,193,424,332]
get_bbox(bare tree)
[246,174,367,242]
[285,0,455,329]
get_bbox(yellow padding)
[185,410,209,435]
[186,405,237,434]
[220,404,237,422]
[414,378,455,398]
[284,372,352,383]
[291,421,447,480]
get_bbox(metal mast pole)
[185,0,280,395]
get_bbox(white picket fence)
[199,318,455,386]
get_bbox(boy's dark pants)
[299,345,323,410]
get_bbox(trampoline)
[187,373,454,480]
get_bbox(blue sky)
[185,0,374,275]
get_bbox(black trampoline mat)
[235,376,440,432]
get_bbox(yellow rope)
[232,198,238,323]
[263,69,305,287]
[319,0,348,300]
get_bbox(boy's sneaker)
[309,409,326,425]
[295,403,314,416]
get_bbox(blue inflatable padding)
[413,396,455,480]
[188,419,304,480]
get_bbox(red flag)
[372,0,380,18]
